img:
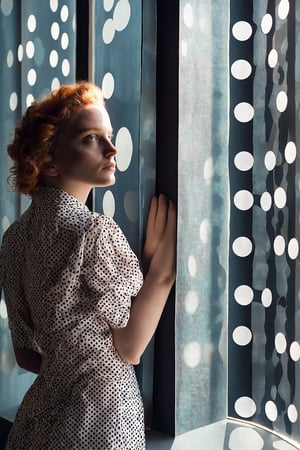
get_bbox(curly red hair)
[7,81,105,195]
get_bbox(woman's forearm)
[111,271,174,364]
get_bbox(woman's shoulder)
[87,213,121,238]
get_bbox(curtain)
[176,0,229,434]
[229,0,300,445]
[0,0,75,420]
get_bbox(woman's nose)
[104,139,117,157]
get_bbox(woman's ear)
[40,161,60,177]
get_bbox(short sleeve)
[82,215,143,328]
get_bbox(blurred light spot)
[183,341,201,368]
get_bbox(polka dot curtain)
[0,0,75,420]
[229,0,300,445]
[92,0,156,421]
[92,0,156,257]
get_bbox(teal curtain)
[176,0,229,434]
[92,0,157,423]
[0,0,75,420]
[229,0,300,445]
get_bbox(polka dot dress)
[0,187,145,450]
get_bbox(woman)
[0,81,176,449]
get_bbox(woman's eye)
[83,134,98,144]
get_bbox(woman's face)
[55,104,117,188]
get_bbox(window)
[1,1,300,448]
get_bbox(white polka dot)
[61,32,69,50]
[183,3,193,28]
[276,91,288,112]
[60,4,69,22]
[102,72,115,99]
[260,192,272,211]
[50,0,58,12]
[278,0,290,20]
[1,0,13,15]
[287,404,298,423]
[268,49,278,68]
[234,396,256,418]
[274,235,285,256]
[234,190,254,211]
[228,427,264,450]
[284,141,297,164]
[203,156,214,182]
[2,216,10,232]
[232,21,253,41]
[27,68,37,86]
[62,58,70,77]
[124,191,138,223]
[49,49,59,68]
[234,151,254,171]
[199,218,211,244]
[17,44,24,62]
[234,102,254,123]
[288,238,299,260]
[181,40,188,57]
[264,151,276,171]
[233,326,252,346]
[102,190,115,217]
[102,18,115,44]
[289,341,300,361]
[261,13,273,34]
[104,0,114,12]
[25,40,35,59]
[234,285,254,306]
[188,255,197,277]
[0,299,8,320]
[26,94,34,108]
[51,22,60,40]
[265,400,278,421]
[27,14,37,32]
[275,332,287,354]
[6,49,14,68]
[183,341,201,368]
[115,127,133,171]
[113,0,131,32]
[184,290,199,315]
[261,288,272,307]
[9,92,18,111]
[232,237,252,257]
[231,60,252,80]
[274,187,287,209]
[51,77,60,91]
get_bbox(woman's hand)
[142,195,170,273]
[111,195,177,365]
[147,198,176,283]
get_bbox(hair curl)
[7,81,105,195]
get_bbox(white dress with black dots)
[0,187,145,450]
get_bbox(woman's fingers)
[143,195,176,273]
[148,200,177,282]
[145,196,158,235]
